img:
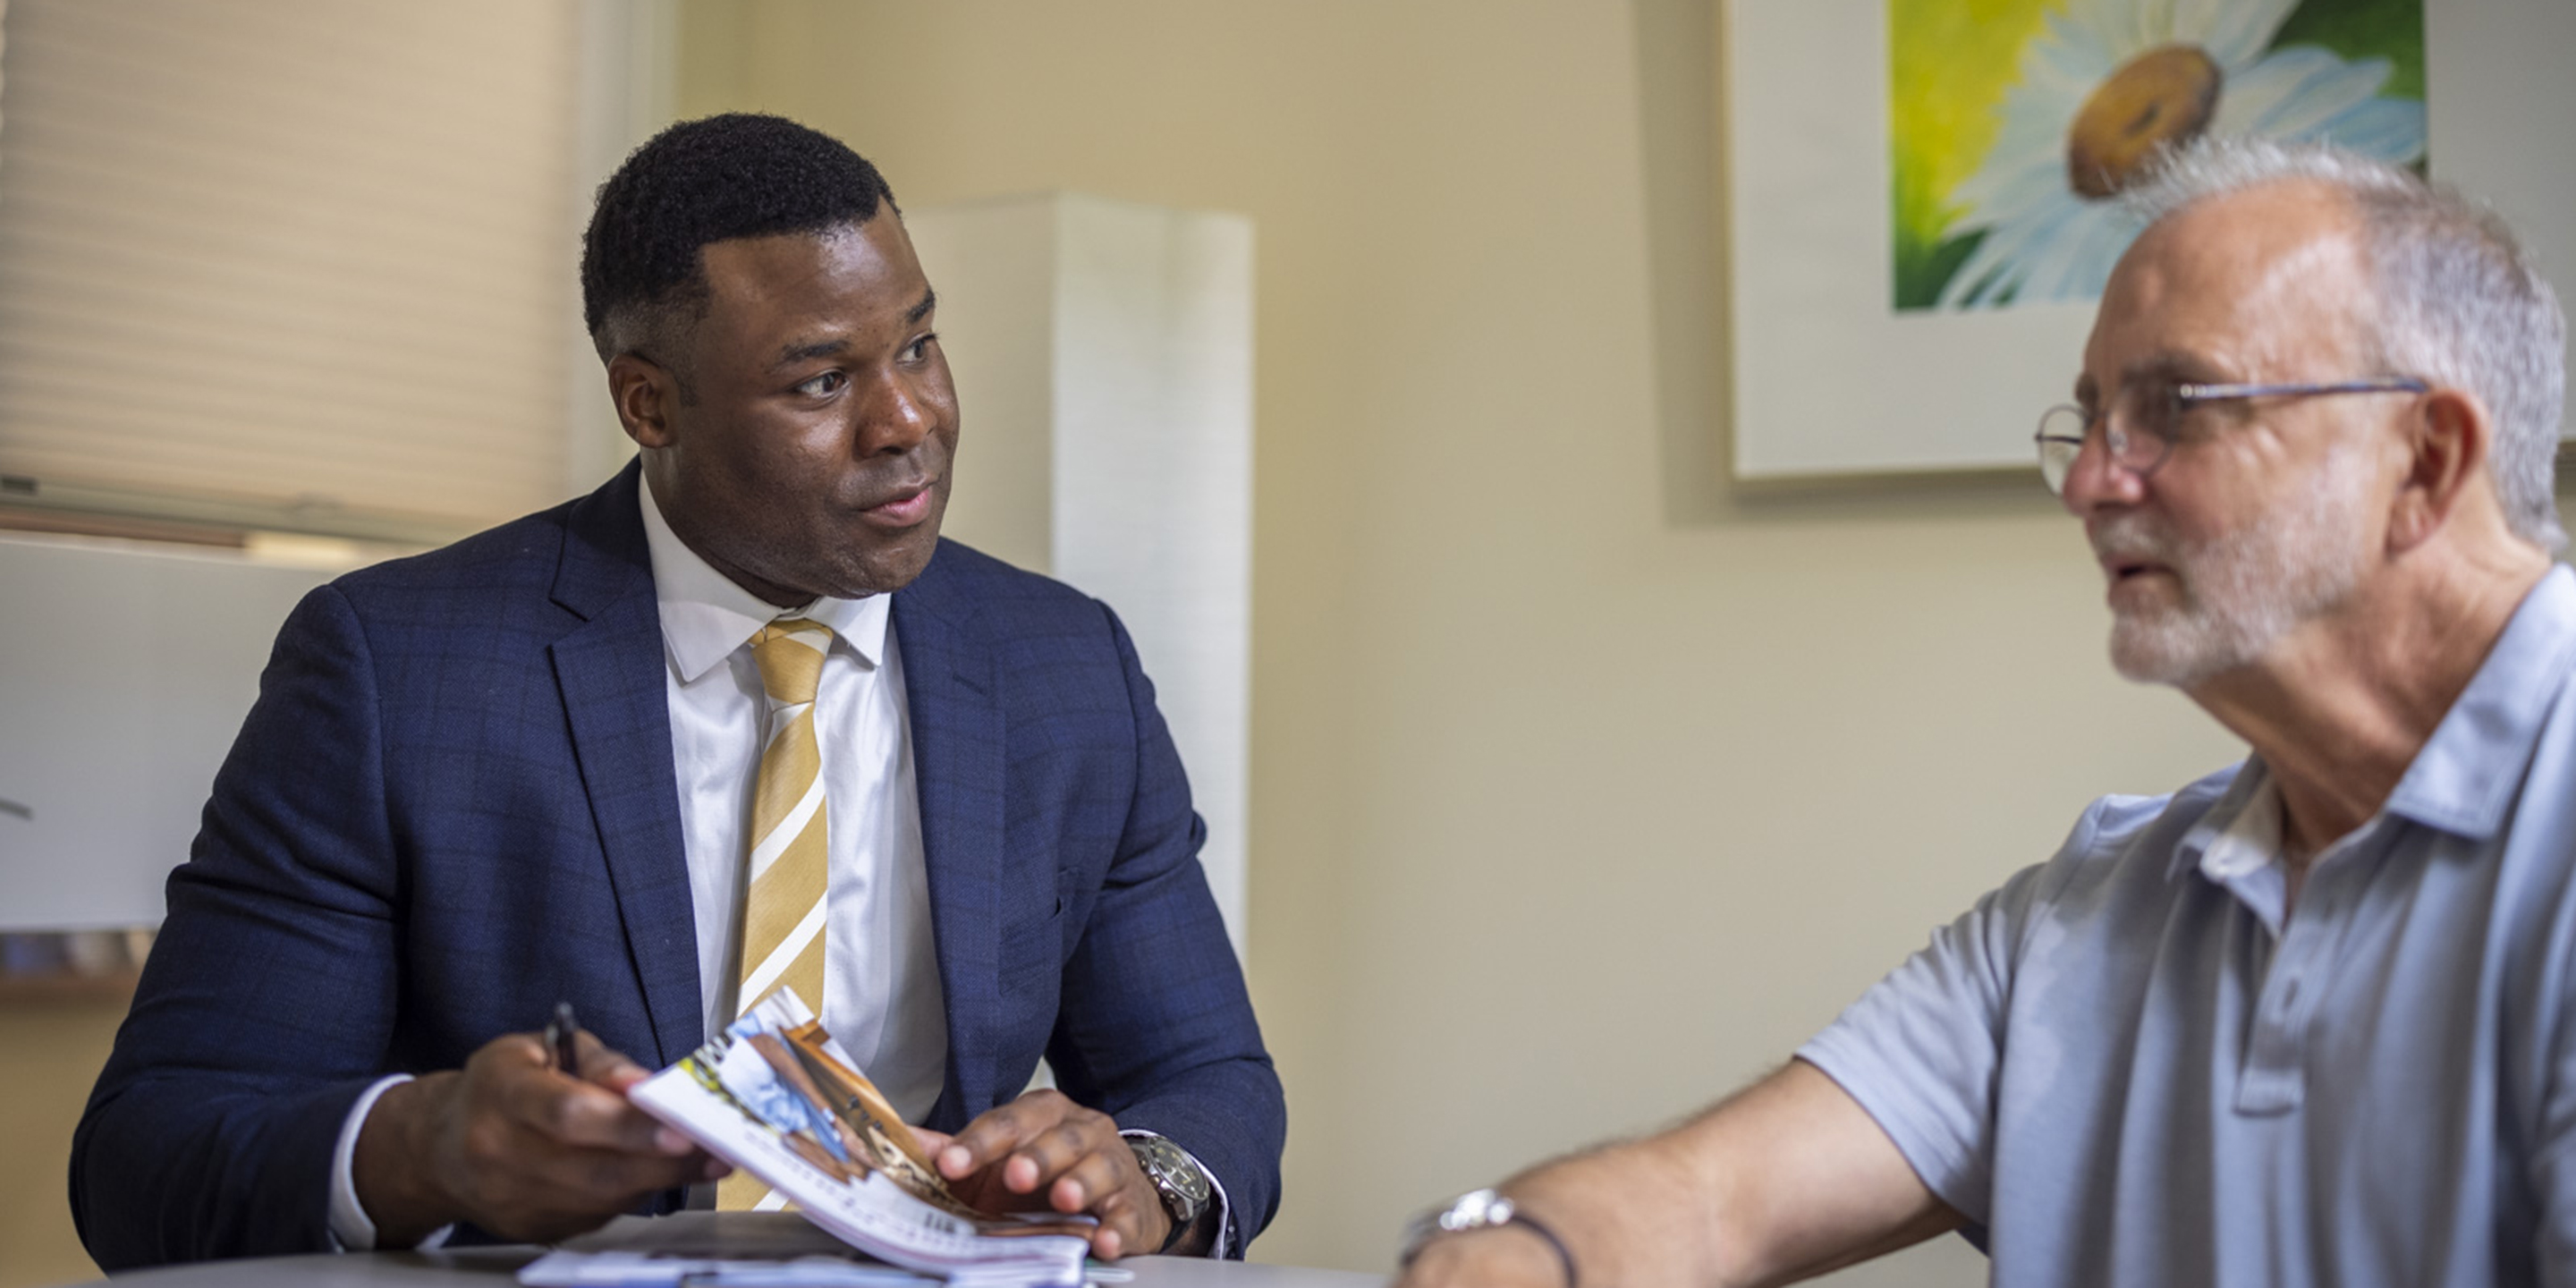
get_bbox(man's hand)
[913,1089,1169,1260]
[1402,1227,1570,1288]
[352,1029,727,1246]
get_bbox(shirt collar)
[638,479,891,684]
[2171,757,2271,882]
[2168,564,2576,877]
[2168,758,2298,932]
[2381,564,2576,840]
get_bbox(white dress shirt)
[326,481,948,1249]
[638,477,949,1114]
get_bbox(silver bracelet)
[1400,1189,1578,1288]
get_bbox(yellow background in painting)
[1888,0,2058,249]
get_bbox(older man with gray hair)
[1396,138,2572,1287]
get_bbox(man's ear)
[2386,386,2489,553]
[607,352,679,450]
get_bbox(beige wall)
[5,4,2568,1287]
[1,994,126,1288]
[670,2,2232,1283]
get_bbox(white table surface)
[64,1214,1386,1288]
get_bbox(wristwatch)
[1400,1189,1579,1288]
[1126,1132,1214,1251]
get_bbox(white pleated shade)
[0,0,585,528]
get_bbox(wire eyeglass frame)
[2035,376,2429,495]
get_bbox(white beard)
[2094,452,2376,687]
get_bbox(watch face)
[1132,1136,1211,1213]
[1402,1189,1513,1268]
[1443,1189,1506,1232]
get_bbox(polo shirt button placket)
[2236,864,2339,1116]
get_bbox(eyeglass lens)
[2037,408,2084,493]
[2036,379,2186,493]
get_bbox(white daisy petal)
[2009,53,2094,114]
[1952,106,2076,210]
[1994,206,2092,303]
[1996,82,2080,140]
[1946,89,2081,224]
[1944,195,2081,308]
[2026,44,2103,96]
[1959,155,2077,227]
[2031,10,2120,83]
[2216,48,2390,139]
[2054,0,2135,67]
[2141,0,2183,49]
[2069,205,2152,301]
[2103,0,2157,55]
[1937,219,2025,309]
[2146,0,2190,46]
[2294,95,2428,162]
[2025,200,2132,303]
[2207,49,2328,135]
[2166,0,2230,46]
[1935,236,1995,309]
[1918,0,2426,312]
[2204,0,2302,68]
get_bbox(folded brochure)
[617,989,1096,1287]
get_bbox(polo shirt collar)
[638,478,891,685]
[2382,564,2576,840]
[2171,564,2576,882]
[2171,758,2272,884]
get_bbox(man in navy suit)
[72,114,1283,1267]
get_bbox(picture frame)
[1723,0,2576,482]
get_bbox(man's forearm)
[1488,1115,1733,1288]
[1407,1063,1957,1288]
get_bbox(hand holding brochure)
[623,990,1095,1288]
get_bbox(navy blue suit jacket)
[72,465,1284,1267]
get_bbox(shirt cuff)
[327,1073,455,1252]
[1119,1128,1232,1259]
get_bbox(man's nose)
[856,370,936,456]
[2057,425,2143,515]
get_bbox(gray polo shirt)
[1801,564,2576,1286]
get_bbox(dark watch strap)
[1161,1199,1221,1254]
[1125,1132,1216,1254]
[1498,1210,1578,1288]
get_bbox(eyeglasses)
[2034,376,2428,495]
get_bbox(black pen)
[546,1000,580,1075]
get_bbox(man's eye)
[904,333,939,361]
[794,371,846,397]
[2123,380,2184,441]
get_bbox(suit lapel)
[893,544,1006,1125]
[547,464,702,1067]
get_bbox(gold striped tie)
[719,616,835,1211]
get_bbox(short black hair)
[580,113,899,364]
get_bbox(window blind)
[0,0,588,533]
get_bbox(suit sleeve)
[71,583,407,1267]
[1040,602,1285,1256]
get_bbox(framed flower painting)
[1724,0,2576,480]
